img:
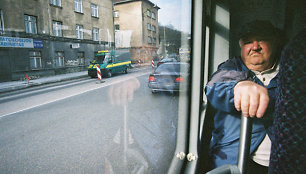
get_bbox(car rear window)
[155,63,187,73]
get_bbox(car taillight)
[149,76,155,82]
[176,77,184,82]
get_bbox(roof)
[114,0,160,9]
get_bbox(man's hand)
[234,81,269,118]
[108,77,140,106]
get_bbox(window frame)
[152,25,156,32]
[74,0,83,13]
[147,23,151,30]
[24,15,37,34]
[114,11,119,18]
[77,51,85,66]
[55,51,65,67]
[147,36,152,44]
[29,51,42,69]
[114,24,120,31]
[92,27,99,41]
[91,3,98,18]
[76,25,83,39]
[152,12,156,19]
[0,10,4,34]
[153,37,156,44]
[50,0,61,7]
[146,9,151,17]
[52,21,63,37]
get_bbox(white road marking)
[0,71,150,119]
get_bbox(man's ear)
[239,39,243,47]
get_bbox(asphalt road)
[0,68,179,174]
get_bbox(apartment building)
[0,0,114,82]
[114,0,160,63]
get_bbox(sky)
[150,0,191,33]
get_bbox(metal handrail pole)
[237,115,252,174]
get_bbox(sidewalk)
[0,71,88,94]
[0,63,151,94]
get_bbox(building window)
[152,12,156,19]
[24,15,37,34]
[91,4,98,17]
[74,0,83,13]
[114,11,119,18]
[52,21,62,37]
[55,51,65,67]
[78,52,85,65]
[0,10,4,34]
[115,24,120,31]
[147,9,151,17]
[153,37,156,44]
[152,25,156,32]
[148,36,152,44]
[92,28,99,41]
[50,0,61,6]
[147,23,151,30]
[29,51,42,69]
[76,25,83,39]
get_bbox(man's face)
[240,36,275,72]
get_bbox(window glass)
[147,23,151,30]
[92,27,99,41]
[74,0,83,13]
[52,21,62,37]
[76,25,83,39]
[115,24,120,30]
[24,15,37,34]
[0,1,192,174]
[91,4,98,17]
[50,0,61,7]
[147,9,151,17]
[29,51,42,69]
[152,12,156,19]
[55,51,65,67]
[155,63,185,73]
[77,51,85,65]
[152,25,156,32]
[114,11,119,18]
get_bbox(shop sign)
[0,36,43,48]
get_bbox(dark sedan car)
[148,62,189,93]
[156,58,177,67]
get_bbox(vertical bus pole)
[237,115,252,174]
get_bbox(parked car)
[156,58,177,67]
[148,62,189,93]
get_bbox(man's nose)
[251,41,261,50]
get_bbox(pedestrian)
[269,28,306,174]
[205,20,285,174]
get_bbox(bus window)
[0,0,191,173]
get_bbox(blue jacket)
[205,57,278,169]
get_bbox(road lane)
[0,70,151,118]
[0,69,180,174]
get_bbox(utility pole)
[163,26,167,58]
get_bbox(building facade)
[114,0,159,63]
[0,0,114,82]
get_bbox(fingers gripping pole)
[237,115,252,174]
